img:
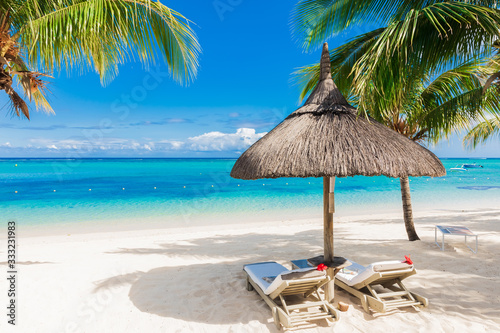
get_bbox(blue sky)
[0,1,498,158]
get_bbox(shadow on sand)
[94,210,500,328]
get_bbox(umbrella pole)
[323,176,335,302]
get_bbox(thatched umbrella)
[231,43,445,301]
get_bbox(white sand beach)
[2,207,500,333]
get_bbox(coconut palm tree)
[290,1,500,240]
[295,45,500,240]
[0,0,200,119]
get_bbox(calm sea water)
[0,158,499,231]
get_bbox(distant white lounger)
[243,262,339,329]
[335,260,428,313]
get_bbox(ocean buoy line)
[10,176,486,194]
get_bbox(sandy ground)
[1,207,499,333]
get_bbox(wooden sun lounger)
[334,260,428,313]
[243,262,339,329]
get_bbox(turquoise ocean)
[1,158,499,233]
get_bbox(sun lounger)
[334,260,428,313]
[243,261,339,329]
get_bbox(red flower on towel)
[317,263,327,271]
[402,255,413,265]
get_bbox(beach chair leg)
[276,307,292,328]
[312,289,339,322]
[325,303,340,321]
[410,292,429,307]
[435,226,446,251]
[335,279,372,313]
[396,280,416,301]
[271,307,281,330]
[465,235,478,253]
[366,296,386,313]
[245,273,287,328]
[246,276,254,291]
[364,286,389,313]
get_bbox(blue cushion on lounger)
[244,261,324,295]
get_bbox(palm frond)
[423,84,500,142]
[290,0,500,50]
[420,58,487,111]
[352,2,500,115]
[13,0,200,85]
[464,116,500,147]
[7,88,29,119]
[9,52,53,114]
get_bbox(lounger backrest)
[371,270,415,285]
[280,276,328,296]
[337,260,415,288]
[270,275,329,299]
[244,262,328,296]
[371,261,414,272]
[267,269,327,298]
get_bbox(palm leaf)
[464,116,500,147]
[351,2,500,115]
[9,52,54,114]
[290,0,500,50]
[7,89,30,119]
[11,0,201,85]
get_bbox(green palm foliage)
[293,38,500,144]
[465,49,500,147]
[0,0,200,119]
[291,0,500,51]
[291,1,500,115]
[464,116,500,147]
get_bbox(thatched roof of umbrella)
[231,43,446,180]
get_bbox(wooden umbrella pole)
[323,176,335,302]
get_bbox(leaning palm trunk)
[400,177,420,241]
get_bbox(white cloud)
[0,128,267,156]
[168,118,188,123]
[170,141,184,149]
[186,128,266,151]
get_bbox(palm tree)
[290,1,500,240]
[0,0,200,119]
[295,48,500,240]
